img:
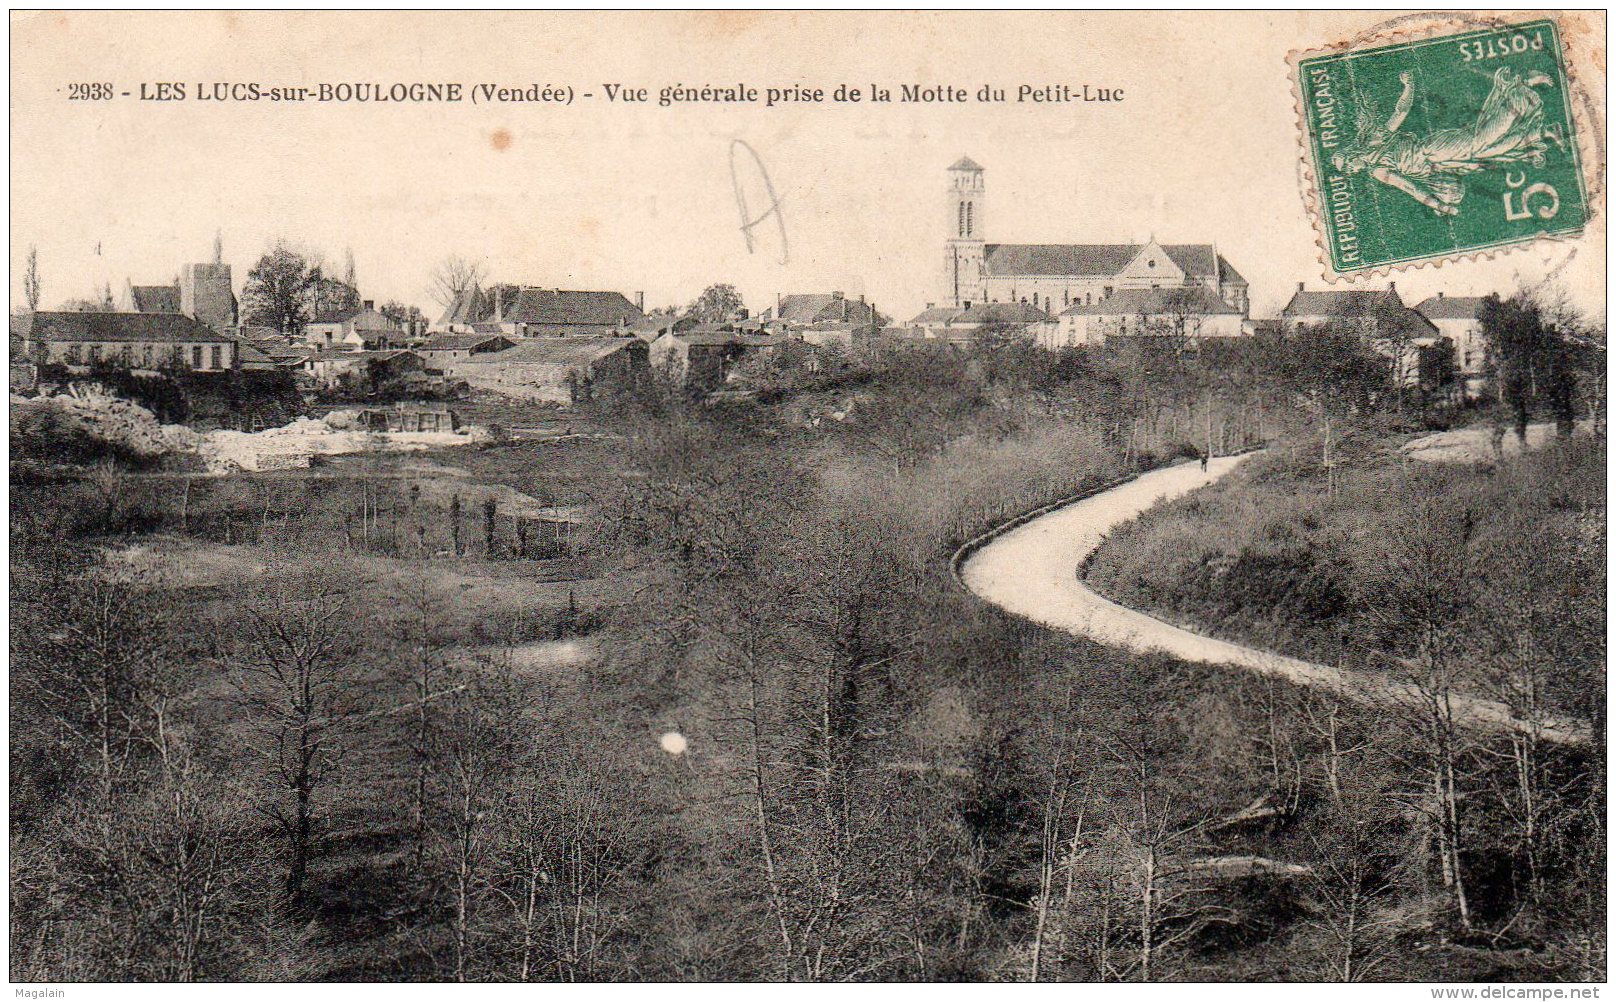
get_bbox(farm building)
[417,332,516,369]
[446,337,647,402]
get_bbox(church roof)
[949,156,985,172]
[1060,286,1241,317]
[1413,295,1491,320]
[128,284,181,313]
[982,243,1246,285]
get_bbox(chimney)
[635,291,644,311]
[1437,291,1445,299]
[776,292,782,318]
[494,286,504,320]
[832,291,844,300]
[1297,281,1305,292]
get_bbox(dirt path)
[1402,420,1589,464]
[959,456,1588,746]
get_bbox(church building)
[940,156,1250,318]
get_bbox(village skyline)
[11,11,1606,325]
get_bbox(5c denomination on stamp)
[1291,16,1590,276]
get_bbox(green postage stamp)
[1291,16,1590,275]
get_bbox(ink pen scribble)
[729,139,789,265]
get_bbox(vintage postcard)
[7,10,1607,990]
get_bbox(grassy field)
[1085,428,1606,717]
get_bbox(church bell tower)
[944,156,986,308]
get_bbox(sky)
[10,11,1607,323]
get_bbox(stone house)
[1043,286,1245,349]
[416,332,516,370]
[23,311,241,372]
[303,348,427,388]
[305,300,406,350]
[446,337,648,402]
[1281,284,1447,388]
[1414,294,1492,398]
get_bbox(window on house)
[65,345,81,364]
[958,202,966,237]
[192,346,203,369]
[142,345,154,368]
[87,344,101,363]
[211,345,222,369]
[965,202,973,237]
[119,345,133,366]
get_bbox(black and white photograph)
[6,9,1608,988]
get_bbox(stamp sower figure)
[1332,67,1564,216]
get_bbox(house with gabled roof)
[304,300,407,350]
[446,337,648,402]
[1045,286,1245,349]
[431,285,492,334]
[1282,283,1451,389]
[758,292,887,331]
[23,311,241,372]
[302,348,427,388]
[1414,293,1493,386]
[1280,283,1439,340]
[905,300,1052,344]
[497,288,648,338]
[416,332,516,370]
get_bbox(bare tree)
[1359,498,1479,930]
[23,243,41,313]
[430,254,486,309]
[230,574,361,903]
[1299,789,1407,981]
[392,578,454,872]
[1087,656,1235,982]
[27,572,164,801]
[488,730,643,982]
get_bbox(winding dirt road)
[958,455,1588,746]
